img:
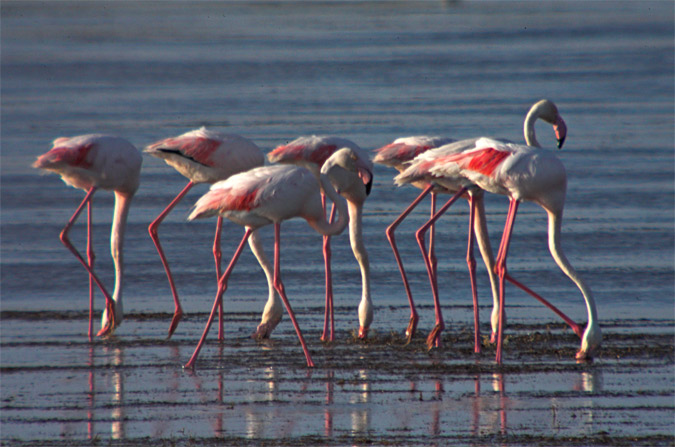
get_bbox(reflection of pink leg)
[148,181,195,338]
[213,216,225,341]
[59,187,116,336]
[465,196,481,353]
[415,188,467,349]
[185,228,253,369]
[385,184,433,342]
[87,199,95,341]
[272,224,314,367]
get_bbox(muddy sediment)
[1,311,673,446]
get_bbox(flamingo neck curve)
[347,200,372,334]
[546,209,601,354]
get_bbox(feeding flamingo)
[388,100,575,350]
[267,136,373,341]
[183,148,360,369]
[145,127,280,340]
[385,137,499,351]
[33,134,142,339]
[418,100,600,362]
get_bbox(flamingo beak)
[554,116,567,149]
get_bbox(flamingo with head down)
[385,137,499,351]
[33,134,142,339]
[183,148,362,369]
[145,127,280,340]
[268,136,374,342]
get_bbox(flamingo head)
[531,99,567,149]
[321,148,374,202]
[576,323,602,361]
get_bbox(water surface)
[1,1,673,445]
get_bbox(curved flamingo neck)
[523,106,542,148]
[347,200,372,331]
[311,174,348,236]
[546,210,600,346]
[109,191,134,321]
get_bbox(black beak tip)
[365,177,373,195]
[557,136,566,149]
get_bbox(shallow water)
[1,1,673,445]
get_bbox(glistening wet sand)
[1,309,673,446]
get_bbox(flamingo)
[389,100,576,350]
[144,127,280,340]
[390,139,499,353]
[375,136,498,348]
[33,134,142,339]
[183,148,360,369]
[267,136,373,341]
[419,100,600,362]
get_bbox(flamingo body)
[145,127,264,184]
[35,134,141,193]
[190,165,328,229]
[33,134,142,337]
[434,139,567,207]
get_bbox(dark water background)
[1,1,673,445]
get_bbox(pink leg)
[272,223,315,367]
[494,199,519,364]
[213,216,225,341]
[87,198,95,342]
[59,187,116,336]
[321,199,336,342]
[429,193,438,282]
[504,275,583,338]
[465,195,481,353]
[184,228,253,369]
[385,184,433,342]
[415,188,467,349]
[494,200,583,363]
[148,181,194,338]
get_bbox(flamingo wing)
[373,136,454,167]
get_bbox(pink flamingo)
[389,100,576,350]
[183,148,359,368]
[144,127,280,339]
[33,134,142,339]
[379,136,500,351]
[267,136,373,341]
[419,100,600,362]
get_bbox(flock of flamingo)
[33,99,601,369]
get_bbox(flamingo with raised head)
[420,100,600,362]
[145,127,280,340]
[183,148,360,369]
[33,134,142,339]
[268,136,373,342]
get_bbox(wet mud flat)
[1,310,673,447]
